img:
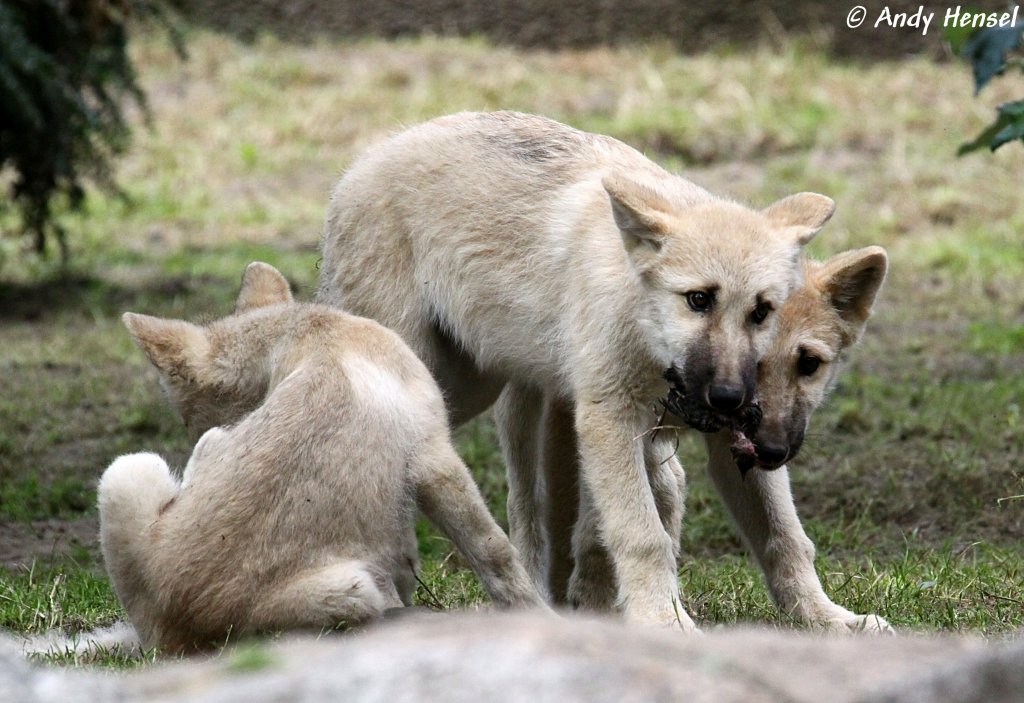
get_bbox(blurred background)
[1,0,1021,647]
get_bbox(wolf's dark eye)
[750,300,772,325]
[685,290,712,313]
[796,351,821,376]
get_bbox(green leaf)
[991,102,1024,149]
[962,22,1024,93]
[943,17,978,55]
[959,99,1024,154]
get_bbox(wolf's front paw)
[823,612,894,635]
[625,597,703,634]
[659,608,704,635]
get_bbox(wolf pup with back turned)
[99,262,546,653]
[317,111,833,630]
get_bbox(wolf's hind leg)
[496,387,580,605]
[494,383,547,597]
[413,436,549,610]
[536,393,581,606]
[567,485,619,612]
[251,560,401,632]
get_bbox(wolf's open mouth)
[661,367,763,476]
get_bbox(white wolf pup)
[99,262,546,653]
[317,111,834,630]
[565,246,892,632]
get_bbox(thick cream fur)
[101,262,546,652]
[317,111,830,629]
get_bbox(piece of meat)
[730,428,757,476]
[661,367,763,477]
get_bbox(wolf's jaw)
[661,366,770,476]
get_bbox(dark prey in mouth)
[660,367,763,476]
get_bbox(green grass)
[0,559,118,634]
[1,25,1022,667]
[0,557,148,666]
[0,477,93,522]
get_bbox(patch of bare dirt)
[170,0,1009,58]
[0,517,99,569]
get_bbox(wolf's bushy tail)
[97,452,179,646]
[98,452,178,571]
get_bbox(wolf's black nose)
[755,443,789,468]
[707,384,745,412]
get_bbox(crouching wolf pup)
[317,111,834,630]
[569,247,892,632]
[99,262,546,653]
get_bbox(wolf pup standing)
[568,247,893,633]
[705,246,892,632]
[317,111,833,630]
[99,262,546,653]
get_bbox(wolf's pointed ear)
[122,312,209,380]
[603,174,673,263]
[763,193,835,245]
[815,245,889,341]
[235,262,293,313]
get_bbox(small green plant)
[947,16,1024,153]
[226,643,277,673]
